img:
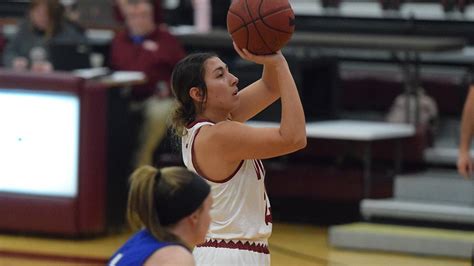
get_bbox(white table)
[247,120,416,198]
[305,120,415,140]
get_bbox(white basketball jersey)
[182,121,272,242]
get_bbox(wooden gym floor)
[0,222,469,266]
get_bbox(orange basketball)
[227,0,295,55]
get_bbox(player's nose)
[230,73,239,87]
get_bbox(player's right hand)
[232,42,285,67]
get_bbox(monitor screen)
[0,89,80,197]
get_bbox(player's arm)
[203,121,306,161]
[230,66,280,122]
[230,43,283,122]
[458,85,474,178]
[203,48,306,161]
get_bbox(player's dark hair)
[170,52,217,136]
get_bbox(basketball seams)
[227,0,295,54]
[246,0,273,54]
[244,0,253,52]
[227,10,247,34]
[228,9,248,34]
[259,4,292,19]
[228,5,293,34]
[229,4,292,21]
[259,9,294,34]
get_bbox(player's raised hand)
[233,42,284,67]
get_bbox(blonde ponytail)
[126,166,182,244]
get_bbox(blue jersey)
[108,229,176,266]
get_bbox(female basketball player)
[109,166,212,266]
[170,43,306,265]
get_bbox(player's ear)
[189,87,204,102]
[188,211,199,226]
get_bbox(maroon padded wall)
[0,70,107,236]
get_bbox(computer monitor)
[49,42,91,71]
[0,89,80,197]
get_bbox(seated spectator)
[113,0,163,25]
[2,0,87,72]
[61,0,85,33]
[109,166,212,265]
[110,0,186,167]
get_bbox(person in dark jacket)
[3,0,86,72]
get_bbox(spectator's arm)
[458,85,474,178]
[2,32,22,67]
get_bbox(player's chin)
[230,91,239,100]
[230,98,240,111]
[235,93,241,102]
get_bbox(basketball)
[227,0,295,55]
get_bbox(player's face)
[202,57,240,112]
[194,194,213,245]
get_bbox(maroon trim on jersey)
[253,160,262,180]
[186,119,215,129]
[197,239,270,254]
[253,159,266,180]
[257,160,266,176]
[191,126,244,183]
[219,160,244,183]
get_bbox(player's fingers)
[232,42,246,57]
[241,49,254,59]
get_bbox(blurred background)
[0,0,473,265]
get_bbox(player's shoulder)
[144,245,194,266]
[200,121,258,151]
[202,120,246,136]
